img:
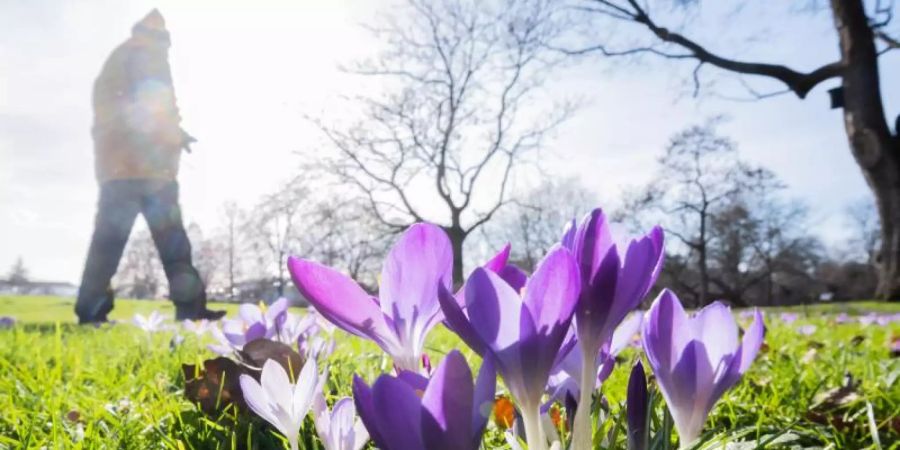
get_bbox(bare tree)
[186,223,224,293]
[7,256,29,287]
[114,229,164,299]
[221,201,244,300]
[618,122,773,306]
[306,197,393,290]
[482,177,596,271]
[245,181,313,298]
[709,194,822,306]
[563,0,900,299]
[312,0,573,282]
[846,196,882,265]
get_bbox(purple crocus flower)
[289,223,452,371]
[797,324,817,336]
[779,312,799,324]
[642,290,765,447]
[546,312,643,410]
[626,361,649,450]
[0,316,15,328]
[560,209,663,448]
[207,298,295,355]
[182,319,212,336]
[440,246,580,450]
[229,298,289,342]
[352,350,496,450]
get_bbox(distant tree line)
[483,122,879,308]
[114,0,889,307]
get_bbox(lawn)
[0,295,898,449]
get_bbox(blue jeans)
[75,180,206,322]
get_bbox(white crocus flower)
[239,359,318,450]
[313,394,369,450]
[132,311,166,332]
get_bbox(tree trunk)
[446,226,467,287]
[698,209,709,307]
[228,228,235,301]
[830,0,900,301]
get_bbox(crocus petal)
[352,376,387,449]
[421,351,473,450]
[610,233,662,328]
[667,341,713,444]
[396,370,430,392]
[244,322,268,343]
[378,223,452,352]
[240,373,290,437]
[292,359,318,421]
[498,264,528,293]
[465,268,526,353]
[693,302,738,376]
[736,310,765,374]
[288,257,397,350]
[522,246,580,335]
[642,289,690,374]
[471,355,497,447]
[438,284,486,355]
[332,398,360,450]
[572,209,615,282]
[577,248,620,345]
[520,246,580,398]
[239,303,264,324]
[609,312,643,356]
[483,243,512,273]
[714,309,765,400]
[267,297,290,327]
[372,376,426,450]
[260,359,294,426]
[648,226,665,281]
[626,361,649,450]
[561,218,578,251]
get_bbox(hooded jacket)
[92,10,185,183]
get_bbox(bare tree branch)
[309,0,572,281]
[564,0,845,98]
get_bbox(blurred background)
[1,0,898,308]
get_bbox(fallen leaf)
[182,357,246,416]
[237,339,305,380]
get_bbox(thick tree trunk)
[698,209,709,307]
[831,0,900,300]
[446,226,467,287]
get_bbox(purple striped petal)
[626,361,649,450]
[288,257,396,350]
[471,356,496,447]
[483,243,512,273]
[438,284,486,355]
[379,223,452,348]
[352,375,387,449]
[421,351,473,450]
[372,376,426,450]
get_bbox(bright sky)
[1,1,897,283]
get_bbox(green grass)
[0,295,898,449]
[0,295,242,324]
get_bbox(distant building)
[0,279,79,297]
[209,278,308,307]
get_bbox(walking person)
[76,9,224,324]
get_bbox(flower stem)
[522,404,547,450]
[571,351,596,450]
